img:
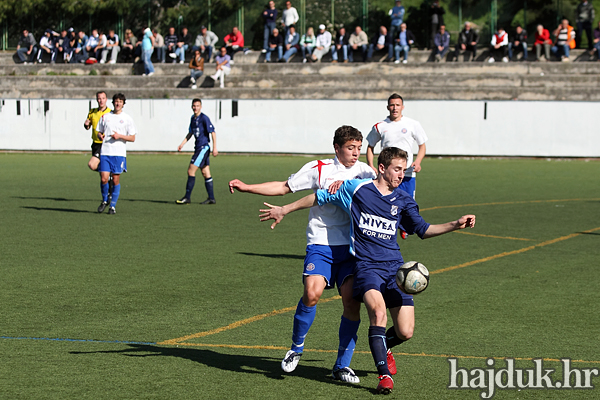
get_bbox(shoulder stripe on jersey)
[311,160,332,187]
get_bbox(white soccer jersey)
[97,111,137,157]
[287,157,376,246]
[367,116,428,177]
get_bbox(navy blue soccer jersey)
[189,113,215,150]
[316,179,430,263]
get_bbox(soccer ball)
[396,261,430,295]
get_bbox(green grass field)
[1,153,599,399]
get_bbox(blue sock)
[101,183,109,202]
[386,326,406,349]
[110,184,120,207]
[368,326,390,376]
[205,177,214,200]
[291,298,316,353]
[185,176,195,199]
[333,316,360,370]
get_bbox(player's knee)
[342,296,361,317]
[303,290,322,307]
[395,324,414,341]
[371,309,388,326]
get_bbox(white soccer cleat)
[281,350,302,373]
[332,367,360,383]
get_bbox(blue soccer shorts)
[191,145,210,169]
[99,155,127,174]
[399,175,415,199]
[353,259,414,308]
[303,244,355,292]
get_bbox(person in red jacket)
[224,26,245,58]
[533,24,552,61]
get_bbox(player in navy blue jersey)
[259,147,476,395]
[176,98,218,205]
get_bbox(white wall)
[1,98,598,157]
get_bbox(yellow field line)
[420,198,600,212]
[158,295,341,345]
[158,341,600,365]
[161,226,600,344]
[431,226,600,275]
[453,231,535,241]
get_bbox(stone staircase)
[1,49,599,100]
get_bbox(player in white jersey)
[228,126,376,383]
[96,93,137,214]
[366,93,427,199]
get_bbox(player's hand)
[259,202,285,229]
[112,132,121,140]
[212,149,218,157]
[177,145,183,151]
[411,162,422,173]
[328,180,343,194]
[97,132,104,141]
[456,215,476,229]
[228,179,247,194]
[84,119,91,129]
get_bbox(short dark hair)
[192,98,202,104]
[95,91,107,98]
[387,93,404,105]
[112,93,126,104]
[333,125,363,147]
[377,147,408,169]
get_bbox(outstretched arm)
[229,179,292,196]
[366,145,377,172]
[259,193,317,229]
[422,214,476,239]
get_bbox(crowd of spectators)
[14,0,600,67]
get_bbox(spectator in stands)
[552,19,576,62]
[281,1,299,36]
[331,27,349,63]
[94,30,108,61]
[224,26,245,58]
[508,25,528,61]
[430,0,445,49]
[300,27,317,63]
[389,0,405,45]
[153,29,166,63]
[77,31,89,60]
[311,24,332,62]
[394,23,415,64]
[349,26,369,62]
[210,46,232,88]
[100,29,120,64]
[488,27,509,63]
[165,27,179,62]
[63,35,79,63]
[121,29,137,63]
[594,22,600,60]
[16,29,36,64]
[265,28,284,62]
[56,30,68,62]
[85,29,99,59]
[433,24,450,62]
[454,21,479,62]
[262,1,278,53]
[282,25,300,62]
[176,27,191,64]
[37,29,58,64]
[367,25,389,61]
[189,49,204,89]
[141,28,155,77]
[533,24,552,61]
[575,0,595,50]
[193,26,218,62]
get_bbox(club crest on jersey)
[391,205,398,216]
[402,128,407,133]
[120,120,124,124]
[306,263,316,271]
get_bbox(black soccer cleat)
[200,198,216,205]
[97,201,108,213]
[176,197,191,204]
[108,207,116,215]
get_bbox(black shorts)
[91,142,102,159]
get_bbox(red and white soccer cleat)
[377,374,394,395]
[387,349,397,375]
[400,230,408,240]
